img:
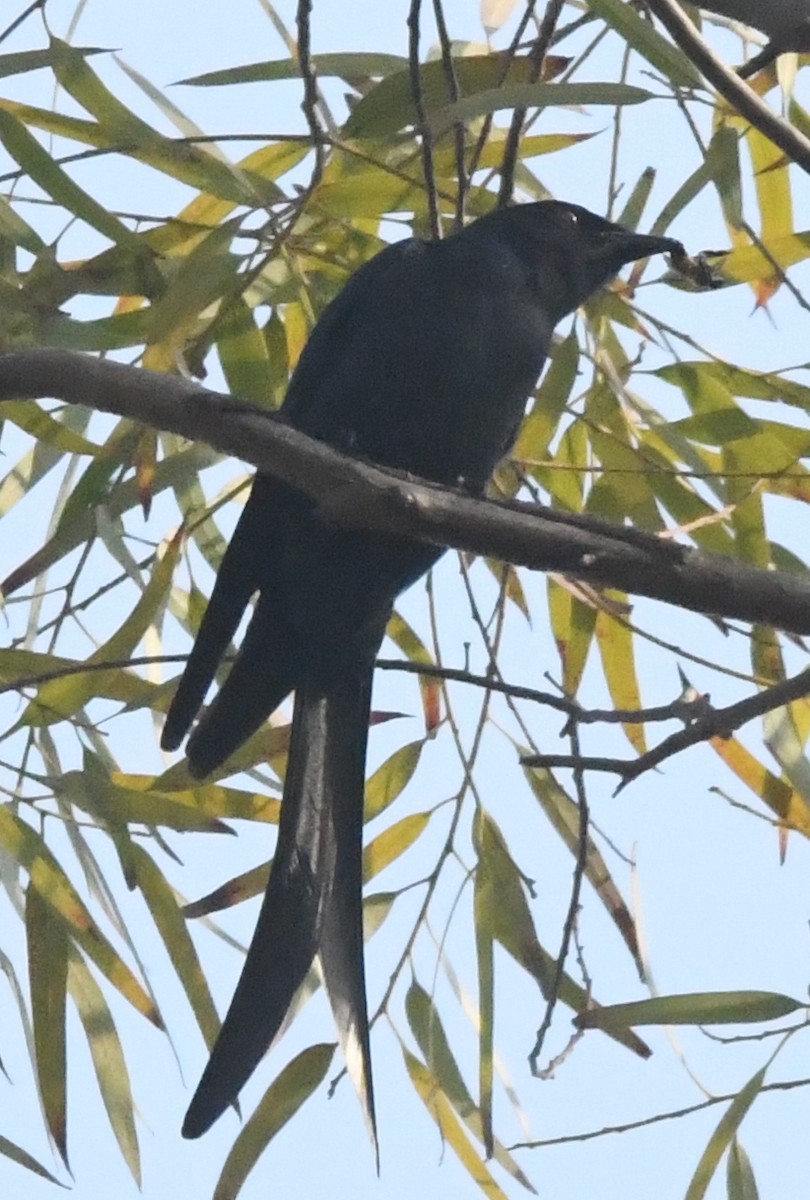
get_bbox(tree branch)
[2,348,810,640]
[407,0,441,237]
[644,0,810,175]
[523,664,810,791]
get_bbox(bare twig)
[499,0,567,205]
[431,0,466,229]
[0,0,43,46]
[296,0,326,190]
[523,664,810,791]
[377,659,716,727]
[407,0,441,238]
[468,0,540,185]
[509,1075,810,1150]
[530,709,590,1075]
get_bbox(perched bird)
[163,201,682,1147]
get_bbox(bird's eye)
[562,208,579,225]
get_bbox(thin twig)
[523,663,810,791]
[468,0,540,184]
[377,659,714,727]
[510,1075,810,1150]
[530,709,590,1075]
[407,0,441,238]
[432,0,466,229]
[296,0,325,191]
[0,0,43,46]
[498,0,567,206]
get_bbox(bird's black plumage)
[163,201,682,1146]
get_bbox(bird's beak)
[594,227,684,267]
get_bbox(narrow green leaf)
[181,52,408,88]
[0,46,104,79]
[345,52,649,136]
[590,0,702,85]
[727,1138,760,1200]
[213,1045,335,1200]
[26,884,68,1164]
[514,330,580,465]
[668,409,760,445]
[217,297,274,407]
[131,845,220,1050]
[67,952,140,1185]
[616,166,656,232]
[522,766,642,971]
[708,123,744,230]
[576,990,802,1031]
[476,808,650,1058]
[0,807,161,1026]
[0,1135,63,1185]
[0,192,44,252]
[405,982,536,1192]
[473,810,496,1158]
[0,108,144,251]
[445,82,654,128]
[685,1069,767,1200]
[48,38,272,205]
[362,812,430,881]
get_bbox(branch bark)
[644,0,810,175]
[2,347,810,636]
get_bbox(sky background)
[2,2,810,1198]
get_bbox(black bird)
[163,201,682,1147]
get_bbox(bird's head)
[475,200,683,320]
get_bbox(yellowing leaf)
[0,806,161,1026]
[362,812,429,880]
[403,1049,510,1200]
[595,608,646,754]
[710,737,810,837]
[364,741,424,821]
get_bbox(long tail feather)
[316,671,377,1160]
[182,667,376,1147]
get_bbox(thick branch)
[644,0,810,175]
[2,348,810,635]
